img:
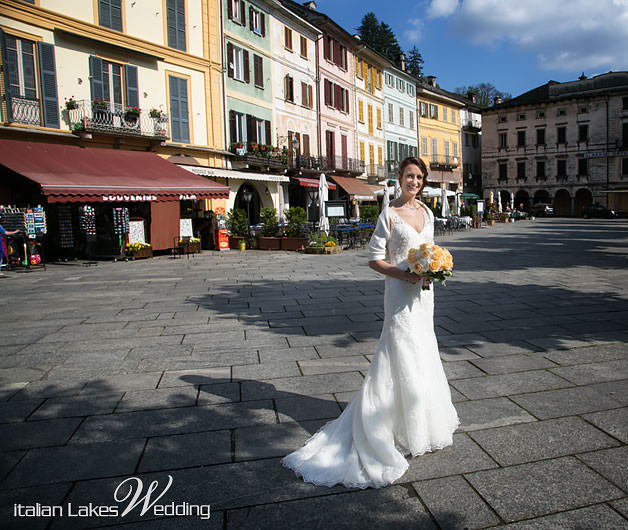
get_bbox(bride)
[281,157,459,488]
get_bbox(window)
[385,73,393,86]
[536,160,546,180]
[253,54,263,88]
[578,158,588,176]
[395,78,402,91]
[431,138,438,162]
[419,102,427,117]
[98,0,122,32]
[169,75,190,143]
[254,117,267,144]
[323,35,347,70]
[453,141,458,159]
[623,122,628,147]
[578,124,588,142]
[422,137,428,156]
[557,159,567,178]
[624,97,628,110]
[359,141,365,163]
[444,140,450,162]
[300,36,307,58]
[579,106,588,114]
[536,128,546,145]
[284,27,292,50]
[407,83,414,96]
[301,82,313,108]
[166,0,186,51]
[227,43,248,82]
[229,110,246,144]
[498,163,508,181]
[442,107,447,122]
[498,115,507,123]
[323,79,348,112]
[378,145,383,166]
[376,107,382,129]
[250,7,266,36]
[451,109,455,124]
[623,158,628,175]
[557,108,566,116]
[368,104,374,135]
[388,103,394,123]
[399,107,404,127]
[517,113,526,121]
[429,104,438,119]
[284,75,294,102]
[4,35,37,100]
[409,110,414,130]
[517,161,526,180]
[228,0,245,25]
[536,111,545,119]
[88,56,139,112]
[557,126,567,144]
[517,130,526,147]
[498,132,508,149]
[358,100,364,122]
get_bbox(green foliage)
[454,83,512,108]
[357,12,403,65]
[405,46,424,78]
[461,204,477,218]
[227,208,249,236]
[308,232,338,248]
[360,205,379,223]
[284,207,307,237]
[260,208,279,237]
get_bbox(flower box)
[127,247,153,259]
[305,246,342,255]
[229,236,248,249]
[179,242,200,254]
[257,237,281,250]
[280,237,308,251]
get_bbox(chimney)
[466,90,476,103]
[494,97,503,105]
[579,72,587,80]
[399,53,406,71]
[353,34,361,40]
[303,1,316,10]
[426,75,436,87]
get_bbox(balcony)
[287,154,324,172]
[318,156,364,175]
[230,144,288,172]
[9,96,42,126]
[68,100,169,139]
[463,119,481,131]
[365,164,386,178]
[430,155,459,171]
[386,159,399,175]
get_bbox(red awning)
[0,140,229,202]
[292,177,336,190]
[329,176,376,200]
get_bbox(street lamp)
[307,187,318,223]
[242,190,253,238]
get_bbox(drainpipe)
[315,33,322,161]
[219,0,229,170]
[606,95,610,208]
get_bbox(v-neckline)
[390,206,429,237]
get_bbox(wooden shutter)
[308,85,313,109]
[110,0,122,31]
[333,41,340,67]
[227,0,232,20]
[300,36,307,57]
[176,0,186,51]
[253,54,263,88]
[342,47,347,69]
[378,146,383,165]
[334,84,341,110]
[344,89,349,113]
[377,107,382,129]
[249,6,254,30]
[98,0,111,29]
[240,0,245,25]
[226,43,234,78]
[378,70,382,89]
[0,30,13,121]
[288,130,293,152]
[89,55,104,102]
[229,110,236,143]
[169,75,189,143]
[367,104,373,135]
[166,0,177,48]
[265,120,271,145]
[341,135,347,160]
[243,50,249,83]
[355,56,359,77]
[324,79,330,106]
[358,100,363,122]
[301,82,307,106]
[37,42,59,128]
[302,134,310,155]
[125,64,138,109]
[246,114,255,143]
[323,35,329,60]
[261,13,265,36]
[295,132,300,155]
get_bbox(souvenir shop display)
[57,204,74,248]
[0,205,46,270]
[78,205,97,241]
[113,207,130,235]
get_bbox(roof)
[0,140,230,202]
[329,176,376,200]
[488,71,628,111]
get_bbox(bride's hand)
[422,276,431,288]
[404,271,421,284]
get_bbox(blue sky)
[314,0,628,98]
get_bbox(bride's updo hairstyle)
[398,157,429,197]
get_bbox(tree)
[454,83,512,108]
[405,46,424,78]
[357,13,403,65]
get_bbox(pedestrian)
[281,157,458,488]
[0,213,19,270]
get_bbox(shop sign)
[179,194,197,200]
[102,194,157,202]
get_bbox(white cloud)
[423,0,628,71]
[404,18,425,42]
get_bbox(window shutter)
[284,27,290,48]
[295,132,300,154]
[37,42,59,128]
[249,6,253,31]
[227,43,234,78]
[111,0,122,31]
[169,75,179,141]
[98,0,111,29]
[240,0,245,25]
[176,0,186,51]
[324,79,330,106]
[169,75,189,143]
[166,0,177,48]
[243,50,249,83]
[125,65,139,109]
[301,82,306,106]
[254,54,263,88]
[229,110,236,143]
[344,89,349,113]
[333,41,340,66]
[288,130,293,152]
[0,30,15,121]
[303,134,310,155]
[261,13,265,37]
[343,47,347,69]
[227,0,232,20]
[308,85,313,109]
[265,120,271,145]
[323,36,329,60]
[89,55,104,102]
[246,114,255,143]
[334,84,341,110]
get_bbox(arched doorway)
[234,183,261,225]
[499,190,511,211]
[515,190,530,212]
[533,189,551,205]
[574,188,593,215]
[554,189,571,216]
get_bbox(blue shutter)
[38,42,59,128]
[89,55,104,102]
[125,65,138,109]
[98,0,111,29]
[176,0,186,51]
[169,75,189,143]
[0,29,14,122]
[111,0,123,31]
[166,0,186,51]
[99,0,122,31]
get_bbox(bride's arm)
[368,259,421,283]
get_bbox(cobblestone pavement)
[1,218,627,529]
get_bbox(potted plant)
[257,208,281,250]
[305,233,342,254]
[227,208,250,249]
[125,242,152,259]
[149,107,163,118]
[281,207,308,250]
[359,205,379,224]
[230,141,245,155]
[92,98,108,110]
[64,96,78,110]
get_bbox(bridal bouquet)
[407,243,454,290]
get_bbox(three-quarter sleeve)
[368,208,390,261]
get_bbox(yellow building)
[416,76,463,192]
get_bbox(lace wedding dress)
[281,203,459,489]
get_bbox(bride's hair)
[398,157,429,197]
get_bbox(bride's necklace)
[397,200,419,210]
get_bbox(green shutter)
[0,29,14,122]
[125,65,138,109]
[89,55,104,102]
[169,75,189,143]
[38,42,59,128]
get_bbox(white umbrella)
[453,193,460,215]
[382,185,390,209]
[394,181,401,199]
[489,191,494,207]
[441,188,451,217]
[422,186,441,198]
[497,192,502,213]
[318,174,329,235]
[510,192,515,211]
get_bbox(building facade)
[482,72,628,215]
[458,94,482,195]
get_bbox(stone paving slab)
[500,504,628,529]
[455,397,536,432]
[582,407,628,443]
[577,446,628,492]
[549,359,628,385]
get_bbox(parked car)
[531,203,554,217]
[582,203,616,218]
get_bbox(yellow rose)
[429,260,440,271]
[412,262,422,274]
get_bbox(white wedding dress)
[281,203,459,489]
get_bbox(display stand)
[1,206,47,272]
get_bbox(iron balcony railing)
[318,156,364,173]
[287,154,324,171]
[10,96,41,126]
[365,164,385,177]
[463,119,481,130]
[67,100,169,139]
[430,155,459,170]
[386,159,399,174]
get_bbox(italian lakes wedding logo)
[13,475,211,521]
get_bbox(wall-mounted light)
[77,77,83,85]
[143,92,148,98]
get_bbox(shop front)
[0,140,229,260]
[289,176,338,222]
[328,176,377,219]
